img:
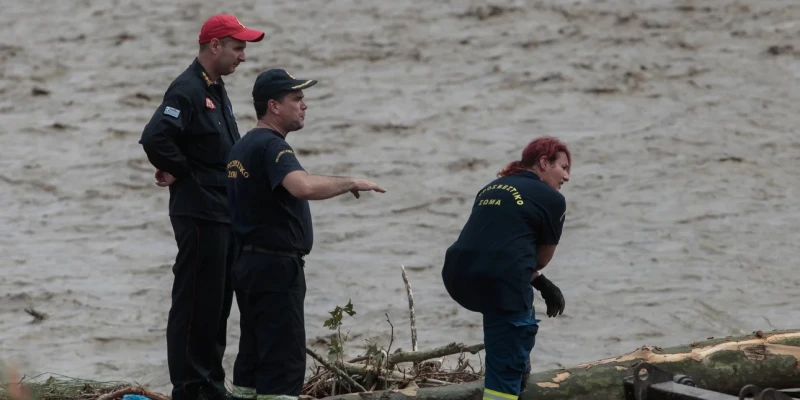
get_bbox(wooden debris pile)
[302,341,485,397]
[301,266,485,398]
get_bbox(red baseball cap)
[198,14,265,44]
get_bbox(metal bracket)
[738,384,797,400]
[623,362,799,400]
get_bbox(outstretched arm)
[282,171,386,200]
[263,142,386,200]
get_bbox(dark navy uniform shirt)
[442,171,566,313]
[139,58,241,223]
[226,128,313,254]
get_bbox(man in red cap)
[138,13,264,400]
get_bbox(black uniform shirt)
[442,171,567,313]
[226,128,313,254]
[139,58,241,223]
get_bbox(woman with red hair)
[441,136,572,399]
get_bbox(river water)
[1,0,799,393]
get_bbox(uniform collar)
[265,128,284,139]
[518,170,541,181]
[253,127,286,140]
[191,58,225,87]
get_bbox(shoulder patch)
[164,106,181,118]
[275,149,295,163]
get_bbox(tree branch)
[306,347,367,393]
[388,342,485,367]
[400,265,418,352]
[339,361,415,382]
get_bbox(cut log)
[523,329,800,400]
[317,329,800,400]
[319,381,485,400]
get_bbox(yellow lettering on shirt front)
[226,160,250,179]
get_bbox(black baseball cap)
[252,69,317,102]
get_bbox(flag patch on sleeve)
[164,106,181,118]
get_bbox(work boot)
[198,386,233,400]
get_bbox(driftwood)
[336,342,486,380]
[303,339,486,397]
[306,347,367,392]
[400,265,418,353]
[388,343,485,367]
[339,361,412,381]
[317,329,800,400]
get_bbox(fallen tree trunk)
[318,329,800,400]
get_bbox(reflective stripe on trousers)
[257,395,298,400]
[231,385,298,400]
[231,385,256,399]
[483,309,539,395]
[484,388,518,400]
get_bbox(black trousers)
[167,216,236,400]
[231,250,306,397]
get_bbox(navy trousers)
[167,216,236,400]
[230,250,307,398]
[482,308,539,398]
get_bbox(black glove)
[531,274,565,317]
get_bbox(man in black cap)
[226,69,386,399]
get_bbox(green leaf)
[328,337,343,360]
[343,299,356,317]
[323,311,343,330]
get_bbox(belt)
[241,244,305,259]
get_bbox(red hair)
[498,136,571,178]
